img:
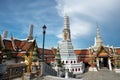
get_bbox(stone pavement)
[76,69,120,80]
[13,69,120,80]
[38,76,82,80]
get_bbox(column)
[65,69,69,79]
[41,62,44,76]
[56,66,59,77]
[96,58,100,70]
[108,58,112,71]
[80,67,82,73]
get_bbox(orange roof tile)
[13,39,32,51]
[44,49,54,55]
[17,53,24,57]
[38,48,54,55]
[19,41,26,48]
[38,48,42,54]
[22,42,31,51]
[78,58,90,63]
[116,48,120,54]
[14,39,22,48]
[74,49,89,55]
[98,53,108,57]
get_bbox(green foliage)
[0,46,3,50]
[2,48,11,52]
[115,61,120,68]
[6,52,12,60]
[57,59,64,67]
[89,59,96,65]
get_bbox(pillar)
[96,58,100,70]
[65,69,69,79]
[41,62,44,76]
[108,58,112,71]
[80,67,82,73]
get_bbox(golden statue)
[64,32,67,40]
[24,52,33,73]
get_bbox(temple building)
[75,26,120,71]
[0,25,56,65]
[59,15,85,74]
[0,24,41,73]
[0,16,120,74]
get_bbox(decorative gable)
[97,46,108,57]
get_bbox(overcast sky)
[0,0,120,49]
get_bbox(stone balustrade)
[43,62,57,76]
[0,63,26,80]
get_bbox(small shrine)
[88,27,115,71]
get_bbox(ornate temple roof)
[0,36,37,57]
[38,48,56,55]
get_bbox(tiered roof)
[38,48,56,63]
[0,36,36,57]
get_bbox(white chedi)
[59,15,85,74]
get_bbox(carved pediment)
[97,46,109,57]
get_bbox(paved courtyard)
[76,69,120,80]
[13,68,120,80]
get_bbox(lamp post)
[41,25,47,76]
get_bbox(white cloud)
[0,0,60,37]
[56,0,120,39]
[70,19,92,39]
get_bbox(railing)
[1,63,57,79]
[43,62,57,76]
[0,63,26,80]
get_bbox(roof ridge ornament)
[11,33,17,51]
[27,24,33,40]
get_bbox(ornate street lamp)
[41,25,47,76]
[42,25,46,63]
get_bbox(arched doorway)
[99,57,108,69]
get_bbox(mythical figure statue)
[24,53,32,73]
